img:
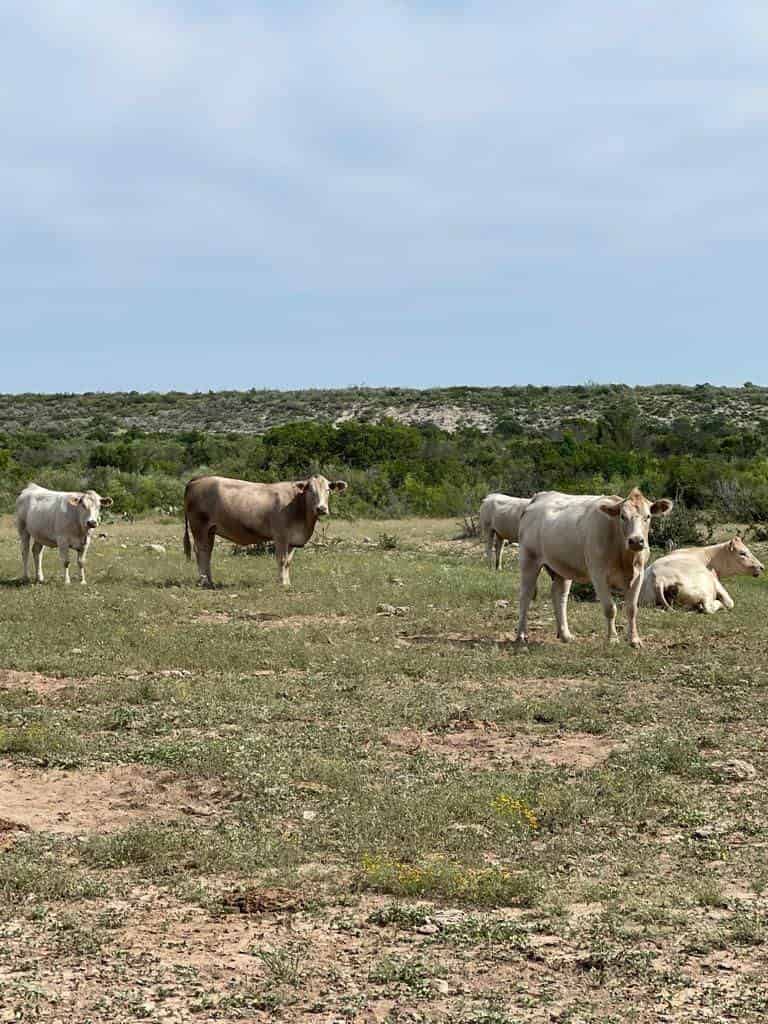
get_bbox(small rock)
[692,825,723,841]
[145,544,166,554]
[433,909,466,927]
[362,536,373,544]
[712,759,757,782]
[302,810,317,822]
[376,603,410,616]
[416,922,439,935]
[495,599,510,608]
[97,532,109,539]
[434,979,450,995]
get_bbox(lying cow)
[183,474,348,587]
[16,483,113,585]
[516,488,673,647]
[640,537,764,612]
[479,493,529,569]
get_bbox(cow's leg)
[32,542,44,583]
[484,529,495,569]
[713,578,735,610]
[515,549,541,643]
[655,579,672,610]
[19,530,30,582]
[551,575,574,642]
[276,542,293,586]
[195,527,216,588]
[624,570,644,648]
[593,576,619,644]
[494,534,506,571]
[58,543,71,585]
[77,547,88,585]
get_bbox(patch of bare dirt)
[396,630,517,647]
[0,669,82,694]
[194,609,351,630]
[461,675,607,696]
[0,764,231,835]
[221,886,308,915]
[384,725,622,769]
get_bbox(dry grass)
[1,515,768,1021]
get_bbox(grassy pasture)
[0,514,768,1022]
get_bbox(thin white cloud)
[2,3,768,303]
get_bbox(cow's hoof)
[557,632,574,643]
[630,638,643,649]
[608,635,620,644]
[514,635,529,645]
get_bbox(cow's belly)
[25,529,62,549]
[543,556,591,583]
[216,522,272,547]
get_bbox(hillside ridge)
[2,384,766,436]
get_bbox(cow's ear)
[100,497,113,508]
[294,480,309,494]
[650,499,673,517]
[729,537,739,550]
[67,495,81,507]
[330,480,348,493]
[600,501,622,517]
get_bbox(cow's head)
[295,476,348,517]
[725,536,764,577]
[600,488,673,554]
[68,490,113,531]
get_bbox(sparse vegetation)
[4,384,768,523]
[1,447,768,1019]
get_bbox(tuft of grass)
[359,854,539,907]
[368,955,434,992]
[0,844,106,904]
[252,944,308,987]
[367,902,432,928]
[377,532,401,550]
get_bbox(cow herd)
[13,477,765,650]
[480,490,764,648]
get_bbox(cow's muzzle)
[628,537,646,552]
[753,566,764,576]
[86,520,98,530]
[317,506,329,517]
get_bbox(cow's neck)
[296,490,318,538]
[697,542,729,569]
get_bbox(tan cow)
[516,488,673,647]
[183,475,348,587]
[640,537,764,612]
[478,493,529,569]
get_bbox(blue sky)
[2,2,767,392]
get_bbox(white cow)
[478,493,529,569]
[16,483,113,585]
[516,488,673,647]
[640,537,764,612]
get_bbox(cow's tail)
[183,513,192,560]
[183,480,193,561]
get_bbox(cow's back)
[185,475,303,546]
[520,492,617,581]
[480,493,528,541]
[16,485,72,543]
